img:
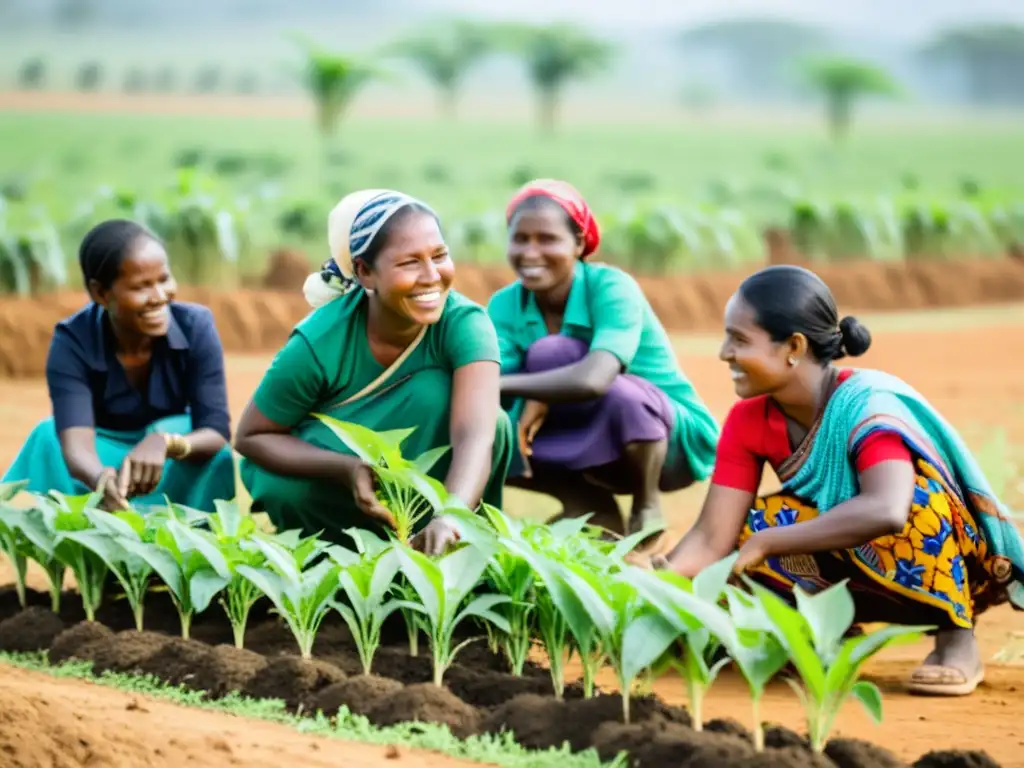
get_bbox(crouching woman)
[234,189,513,553]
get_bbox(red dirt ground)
[1,308,1023,766]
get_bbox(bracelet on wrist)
[159,432,193,460]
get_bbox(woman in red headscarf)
[486,179,719,537]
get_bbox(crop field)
[2,93,1024,282]
[0,303,1022,768]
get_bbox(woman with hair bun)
[660,264,1024,697]
[2,219,236,512]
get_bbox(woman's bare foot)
[906,627,984,696]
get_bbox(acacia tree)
[388,20,491,120]
[800,56,901,142]
[497,23,614,135]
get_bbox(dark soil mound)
[135,637,214,688]
[366,683,480,739]
[827,738,907,768]
[371,646,434,685]
[731,746,834,767]
[48,621,114,665]
[445,665,554,708]
[635,729,753,767]
[481,692,690,752]
[591,719,698,762]
[478,693,565,750]
[0,608,65,652]
[242,620,300,657]
[187,644,267,698]
[86,630,172,675]
[242,656,345,710]
[913,751,1002,768]
[309,675,403,717]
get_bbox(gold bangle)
[159,432,192,460]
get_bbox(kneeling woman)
[3,220,236,511]
[487,180,719,535]
[235,189,513,553]
[662,265,1024,696]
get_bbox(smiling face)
[356,209,453,326]
[719,292,802,399]
[506,199,583,294]
[91,236,178,339]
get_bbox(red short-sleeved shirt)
[711,369,912,493]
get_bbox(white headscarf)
[302,188,436,309]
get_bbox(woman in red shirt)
[661,265,1024,697]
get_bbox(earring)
[787,356,798,367]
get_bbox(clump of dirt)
[445,665,554,708]
[135,637,214,688]
[242,656,345,710]
[0,607,66,652]
[187,644,268,698]
[913,751,1002,768]
[48,621,114,665]
[481,692,690,752]
[366,683,481,739]
[590,719,697,762]
[308,675,403,717]
[243,619,301,657]
[827,738,907,768]
[765,725,810,750]
[705,717,754,743]
[86,630,172,675]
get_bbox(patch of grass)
[0,651,620,768]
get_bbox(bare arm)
[233,401,359,482]
[443,361,501,507]
[756,461,915,556]
[57,427,107,491]
[665,483,757,578]
[500,349,622,403]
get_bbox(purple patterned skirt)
[521,335,675,471]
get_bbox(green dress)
[239,289,514,542]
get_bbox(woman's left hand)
[733,533,771,574]
[411,516,462,557]
[118,432,168,499]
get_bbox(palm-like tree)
[388,20,491,120]
[295,38,376,140]
[497,23,614,135]
[800,56,902,141]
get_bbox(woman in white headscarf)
[235,189,513,554]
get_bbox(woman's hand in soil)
[342,460,397,531]
[118,432,168,499]
[411,516,461,557]
[518,399,549,458]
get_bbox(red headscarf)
[505,178,601,258]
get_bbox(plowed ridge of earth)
[2,257,1024,379]
[0,662,473,768]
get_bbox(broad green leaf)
[456,593,512,634]
[620,611,683,687]
[693,551,739,603]
[314,415,389,463]
[751,583,827,702]
[118,539,185,598]
[608,522,667,560]
[235,565,286,607]
[395,547,443,625]
[413,445,450,475]
[167,521,231,580]
[189,569,231,613]
[850,679,884,723]
[0,480,28,501]
[793,581,855,661]
[437,544,490,604]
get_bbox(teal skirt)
[241,366,514,543]
[2,414,236,513]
